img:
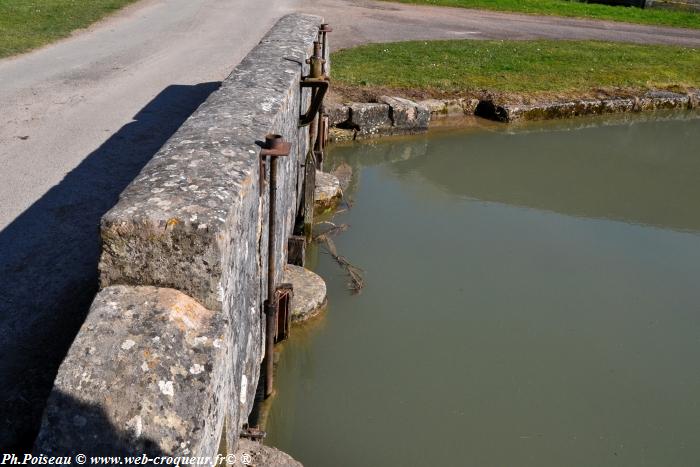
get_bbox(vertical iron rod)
[264,154,278,398]
[259,134,290,399]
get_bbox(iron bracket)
[240,426,267,441]
[299,77,329,127]
[257,134,291,195]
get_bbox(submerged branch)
[315,234,365,293]
[313,221,350,240]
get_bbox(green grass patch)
[387,0,700,29]
[0,0,140,58]
[331,40,700,98]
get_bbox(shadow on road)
[33,390,166,456]
[0,82,221,452]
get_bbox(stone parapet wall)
[34,13,323,459]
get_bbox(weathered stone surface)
[234,439,302,466]
[414,98,482,117]
[637,90,690,111]
[418,99,448,115]
[348,103,391,135]
[99,13,323,312]
[325,103,350,126]
[36,13,325,458]
[461,98,481,115]
[328,127,355,142]
[283,265,327,323]
[34,286,228,456]
[475,93,694,123]
[314,170,342,213]
[378,96,430,129]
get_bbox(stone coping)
[34,13,324,460]
[35,286,228,456]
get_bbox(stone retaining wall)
[33,13,323,459]
[329,90,699,139]
[474,91,699,123]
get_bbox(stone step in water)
[282,265,327,323]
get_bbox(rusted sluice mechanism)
[252,24,331,429]
[300,24,332,241]
[258,134,294,399]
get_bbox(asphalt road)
[1,0,698,451]
[312,0,700,49]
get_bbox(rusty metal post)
[259,134,291,399]
[319,24,332,76]
[300,41,329,127]
[303,151,316,242]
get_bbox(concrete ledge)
[34,286,228,456]
[283,265,327,323]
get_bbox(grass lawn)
[331,39,700,101]
[387,0,700,29]
[0,0,140,58]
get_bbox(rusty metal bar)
[258,134,291,399]
[299,79,329,127]
[318,24,332,76]
[302,150,316,241]
[300,40,329,127]
[240,426,267,442]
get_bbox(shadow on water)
[0,82,220,452]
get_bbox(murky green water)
[266,113,700,467]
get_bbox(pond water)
[266,113,700,467]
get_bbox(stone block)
[314,170,342,214]
[283,265,327,323]
[348,103,391,135]
[378,96,430,129]
[641,90,689,110]
[34,286,229,456]
[417,99,448,115]
[329,127,355,142]
[325,103,350,126]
